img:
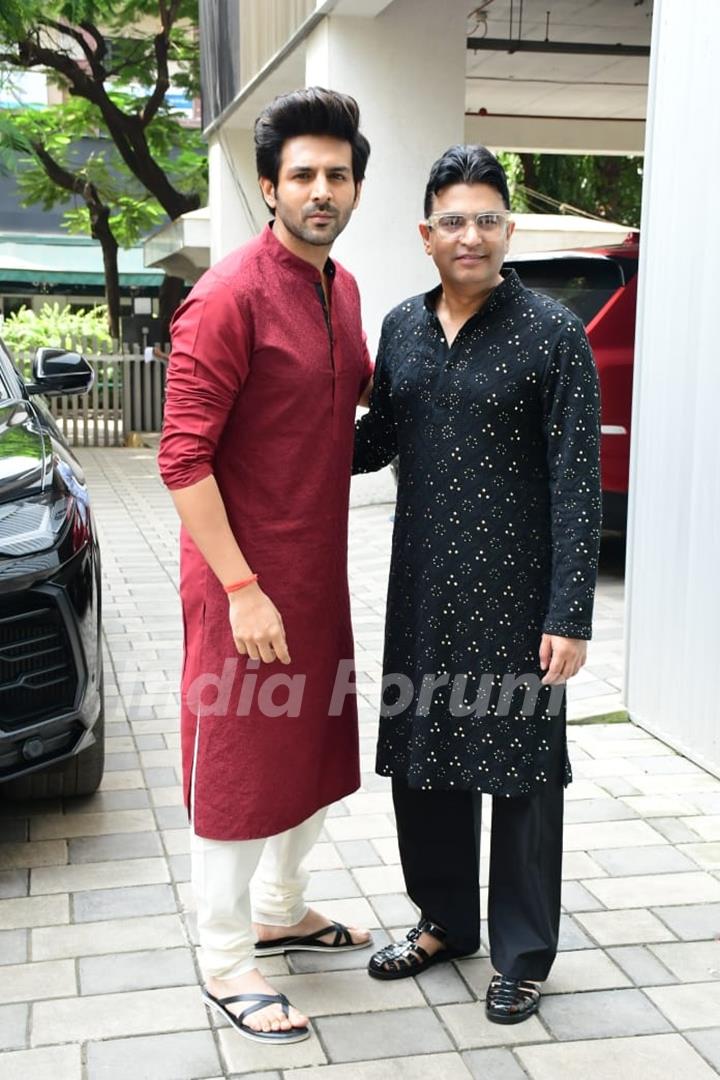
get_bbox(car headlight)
[0,494,77,556]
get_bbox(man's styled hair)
[254,87,370,190]
[423,145,511,218]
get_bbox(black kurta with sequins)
[353,269,601,797]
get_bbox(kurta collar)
[423,266,523,320]
[262,221,336,283]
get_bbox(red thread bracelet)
[224,574,258,595]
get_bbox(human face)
[259,135,361,251]
[419,182,514,293]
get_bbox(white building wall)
[624,0,720,775]
[306,0,468,348]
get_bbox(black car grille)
[0,595,77,729]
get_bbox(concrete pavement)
[1,447,718,1079]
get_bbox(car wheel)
[1,683,105,801]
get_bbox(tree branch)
[142,30,170,126]
[40,18,97,70]
[79,21,107,64]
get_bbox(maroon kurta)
[158,224,372,840]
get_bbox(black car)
[0,338,104,799]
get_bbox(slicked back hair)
[424,145,510,218]
[254,87,370,201]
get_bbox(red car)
[506,234,639,532]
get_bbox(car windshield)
[506,255,631,325]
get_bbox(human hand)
[539,634,587,685]
[228,584,291,664]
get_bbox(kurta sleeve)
[358,331,374,399]
[158,275,251,491]
[353,321,398,474]
[540,315,602,639]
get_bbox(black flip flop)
[254,919,372,956]
[202,987,310,1043]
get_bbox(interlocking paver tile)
[0,871,27,899]
[72,882,177,921]
[0,1045,81,1080]
[316,1006,453,1062]
[650,902,720,940]
[462,1048,527,1080]
[0,1003,28,1050]
[645,982,720,1028]
[68,831,162,862]
[32,985,207,1045]
[0,959,76,1005]
[515,1033,718,1080]
[0,928,27,964]
[685,1029,720,1073]
[32,912,186,960]
[606,945,678,986]
[30,856,169,895]
[540,987,671,1040]
[589,845,698,876]
[584,871,720,909]
[648,941,720,982]
[86,1030,221,1080]
[573,908,675,945]
[288,1054,473,1079]
[0,894,68,930]
[79,947,197,994]
[438,1001,550,1049]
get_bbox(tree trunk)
[90,203,121,339]
[157,273,186,346]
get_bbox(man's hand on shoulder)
[539,634,587,685]
[228,584,291,665]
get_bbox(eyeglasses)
[426,210,511,237]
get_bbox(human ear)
[259,176,277,209]
[418,222,432,255]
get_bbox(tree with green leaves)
[0,1,206,339]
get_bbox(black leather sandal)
[202,987,310,1043]
[485,973,541,1024]
[368,917,455,980]
[254,919,371,956]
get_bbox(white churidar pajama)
[190,807,327,980]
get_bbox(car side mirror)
[26,347,95,396]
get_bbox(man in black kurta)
[353,146,601,1024]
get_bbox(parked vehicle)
[0,338,104,798]
[506,234,639,531]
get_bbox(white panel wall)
[306,0,468,348]
[625,0,720,775]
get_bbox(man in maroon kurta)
[158,88,372,1042]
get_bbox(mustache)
[303,205,338,217]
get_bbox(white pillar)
[624,0,720,775]
[305,0,468,347]
[208,128,267,264]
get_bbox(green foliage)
[0,1,206,245]
[1,301,112,352]
[496,152,529,213]
[504,152,643,228]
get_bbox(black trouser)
[391,776,564,981]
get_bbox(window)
[506,256,636,326]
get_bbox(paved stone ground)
[1,447,719,1080]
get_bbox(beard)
[275,201,351,247]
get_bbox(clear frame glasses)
[426,210,511,238]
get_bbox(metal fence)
[15,344,167,448]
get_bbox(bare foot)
[206,968,308,1034]
[254,907,371,948]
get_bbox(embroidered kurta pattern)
[353,269,602,797]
